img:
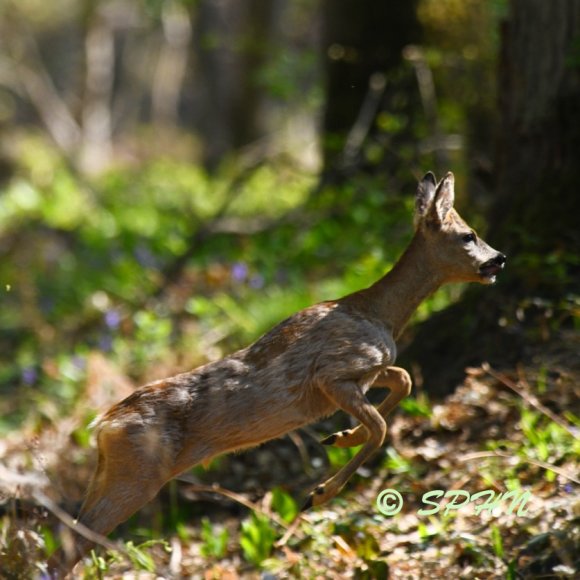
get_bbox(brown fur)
[47,171,505,577]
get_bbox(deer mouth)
[479,256,506,282]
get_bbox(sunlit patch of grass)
[484,404,579,483]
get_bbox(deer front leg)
[320,366,412,448]
[302,380,386,510]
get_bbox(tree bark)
[492,0,580,281]
[194,0,275,169]
[402,0,580,394]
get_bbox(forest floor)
[1,328,579,579]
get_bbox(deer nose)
[495,253,507,266]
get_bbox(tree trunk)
[402,0,580,395]
[321,0,420,175]
[492,0,580,290]
[194,0,275,169]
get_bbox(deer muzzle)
[479,253,506,282]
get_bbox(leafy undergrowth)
[1,336,578,579]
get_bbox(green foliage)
[505,559,518,580]
[200,517,229,559]
[4,133,462,431]
[40,526,57,557]
[399,394,432,418]
[257,48,321,105]
[71,414,96,448]
[383,446,417,476]
[511,248,580,295]
[271,487,299,523]
[125,539,169,572]
[326,444,361,470]
[490,524,504,559]
[239,512,276,567]
[354,558,389,580]
[516,407,579,482]
[485,404,579,484]
[81,540,169,576]
[88,550,108,575]
[566,33,580,68]
[0,1,576,577]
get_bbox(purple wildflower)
[231,262,249,283]
[105,309,121,329]
[22,366,38,385]
[135,245,158,269]
[98,334,113,352]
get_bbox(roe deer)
[47,171,505,576]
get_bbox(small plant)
[271,487,299,523]
[125,539,169,572]
[383,446,416,475]
[490,524,504,559]
[399,394,432,418]
[200,517,229,559]
[89,550,108,575]
[518,407,579,480]
[239,512,276,567]
[325,444,360,470]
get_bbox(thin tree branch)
[341,72,387,171]
[2,18,81,154]
[151,2,192,126]
[79,6,115,174]
[403,45,448,171]
[482,362,579,440]
[153,158,267,298]
[33,490,119,553]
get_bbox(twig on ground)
[482,362,579,440]
[32,490,118,552]
[175,476,295,533]
[459,450,580,485]
[276,515,307,548]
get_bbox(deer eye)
[462,232,476,244]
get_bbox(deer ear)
[430,171,455,224]
[414,171,437,226]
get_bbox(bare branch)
[151,2,192,126]
[2,19,81,154]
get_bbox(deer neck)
[357,233,445,339]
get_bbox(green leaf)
[240,513,276,566]
[490,525,504,558]
[271,488,298,523]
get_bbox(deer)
[46,171,505,576]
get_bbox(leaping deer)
[47,171,505,576]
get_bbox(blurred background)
[0,0,578,577]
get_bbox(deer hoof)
[320,433,337,445]
[300,495,314,512]
[321,430,352,446]
[301,485,328,512]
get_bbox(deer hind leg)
[303,380,387,509]
[47,422,172,577]
[320,366,412,448]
